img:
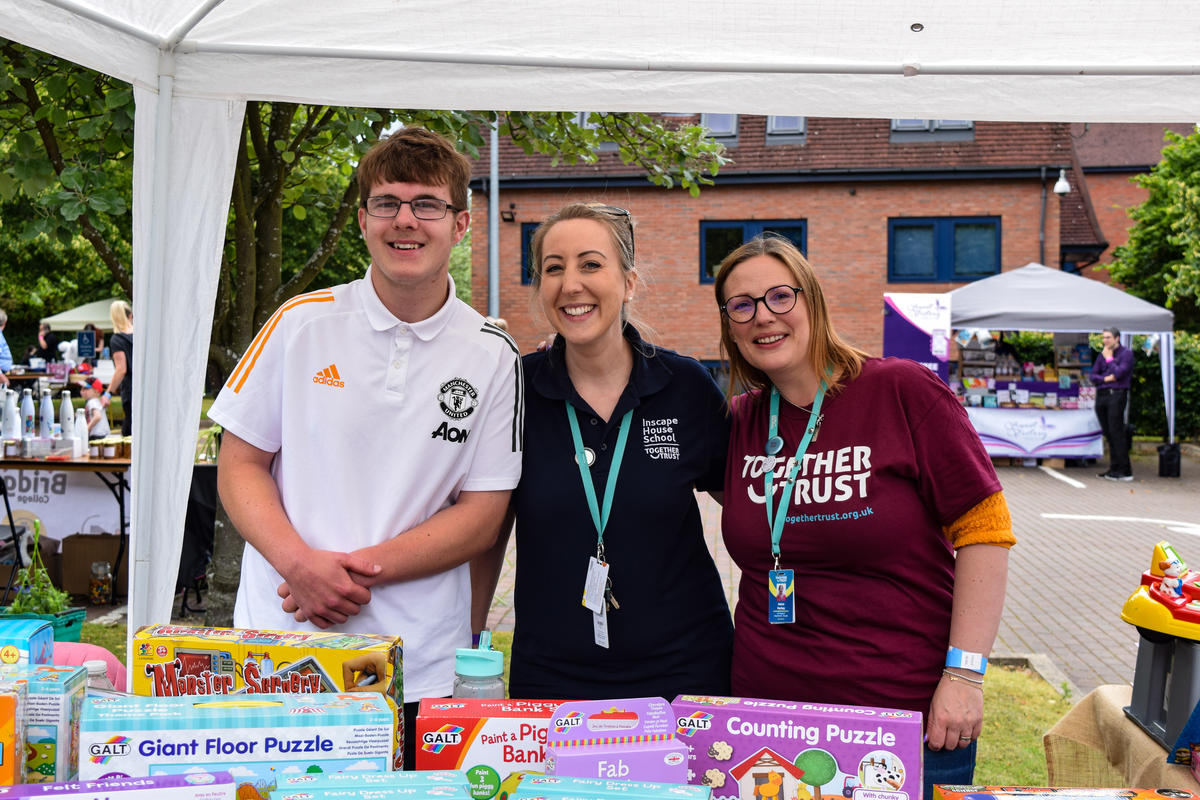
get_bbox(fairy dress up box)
[78,693,394,799]
[671,695,923,800]
[131,624,403,769]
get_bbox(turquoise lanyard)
[566,401,634,554]
[764,380,828,568]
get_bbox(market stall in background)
[884,263,1175,462]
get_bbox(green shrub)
[1130,331,1200,440]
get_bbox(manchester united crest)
[438,378,479,420]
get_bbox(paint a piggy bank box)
[0,664,87,782]
[415,698,562,799]
[933,789,1199,800]
[79,693,394,799]
[0,618,53,666]
[671,696,923,800]
[510,773,711,798]
[131,624,403,769]
[0,772,236,799]
[543,698,688,784]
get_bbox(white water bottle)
[3,390,19,439]
[59,391,75,439]
[21,388,35,437]
[73,407,88,456]
[39,389,55,438]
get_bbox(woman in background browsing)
[105,300,133,436]
[472,202,733,699]
[713,235,1014,796]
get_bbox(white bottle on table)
[73,408,88,457]
[39,389,55,438]
[60,391,75,439]
[2,390,19,440]
[21,388,35,437]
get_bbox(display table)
[965,406,1103,458]
[1044,684,1200,789]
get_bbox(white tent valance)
[40,298,125,333]
[3,1,1198,651]
[948,263,1176,441]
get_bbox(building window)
[889,119,974,143]
[520,222,538,285]
[766,116,806,144]
[701,113,738,142]
[700,220,806,283]
[574,112,617,151]
[888,217,1000,282]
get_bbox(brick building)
[468,116,1183,364]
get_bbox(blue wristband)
[945,646,987,674]
[471,633,481,647]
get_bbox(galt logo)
[89,735,132,762]
[313,364,345,388]
[553,711,584,733]
[437,378,478,419]
[421,724,464,753]
[675,711,713,736]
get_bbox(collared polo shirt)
[209,271,522,701]
[509,326,733,699]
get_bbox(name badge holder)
[764,380,827,625]
[567,402,633,649]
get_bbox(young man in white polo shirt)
[209,127,522,767]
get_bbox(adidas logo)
[312,364,345,388]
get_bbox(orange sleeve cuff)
[943,490,1017,549]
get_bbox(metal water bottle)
[59,390,75,440]
[21,388,35,437]
[2,390,19,439]
[39,389,55,438]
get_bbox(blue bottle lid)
[455,630,503,677]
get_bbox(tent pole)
[488,122,499,319]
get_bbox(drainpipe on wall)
[1038,165,1047,265]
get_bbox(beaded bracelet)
[942,669,984,688]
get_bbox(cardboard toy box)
[510,773,711,799]
[543,698,688,784]
[415,698,562,799]
[0,680,28,786]
[78,692,394,799]
[671,695,923,800]
[278,770,469,798]
[282,789,470,800]
[0,772,236,798]
[60,533,128,596]
[131,624,404,769]
[0,664,87,782]
[0,618,53,665]
[933,789,1199,800]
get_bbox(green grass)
[83,624,1063,784]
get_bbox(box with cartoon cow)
[671,696,923,800]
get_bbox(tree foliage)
[1106,128,1200,333]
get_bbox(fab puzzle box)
[131,624,403,768]
[671,695,923,800]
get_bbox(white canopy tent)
[2,1,1198,643]
[40,298,125,333]
[949,263,1176,441]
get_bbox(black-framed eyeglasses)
[364,196,460,220]
[588,203,635,260]
[719,285,803,323]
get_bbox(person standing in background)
[0,309,11,387]
[1091,326,1134,481]
[105,300,133,436]
[32,323,60,362]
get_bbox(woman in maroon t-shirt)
[713,234,1014,793]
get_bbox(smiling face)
[537,218,635,350]
[720,253,813,388]
[357,179,468,316]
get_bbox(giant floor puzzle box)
[131,624,403,769]
[79,692,394,799]
[671,695,923,800]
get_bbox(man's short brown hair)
[356,127,471,212]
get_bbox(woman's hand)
[926,670,983,750]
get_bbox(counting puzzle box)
[78,693,394,799]
[0,664,87,782]
[131,624,404,769]
[671,695,923,800]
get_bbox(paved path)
[486,450,1200,698]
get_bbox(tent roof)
[948,263,1173,333]
[40,298,124,333]
[2,0,1199,120]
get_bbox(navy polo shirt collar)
[532,324,673,415]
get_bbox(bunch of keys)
[604,576,619,611]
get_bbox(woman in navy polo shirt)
[472,202,733,699]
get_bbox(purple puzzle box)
[672,696,924,800]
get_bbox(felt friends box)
[0,664,87,782]
[131,624,403,769]
[78,693,394,799]
[0,619,53,666]
[671,696,923,800]
[544,698,688,784]
[0,772,236,798]
[415,698,562,799]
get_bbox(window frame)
[766,115,807,145]
[699,219,807,284]
[701,113,739,143]
[887,216,1001,283]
